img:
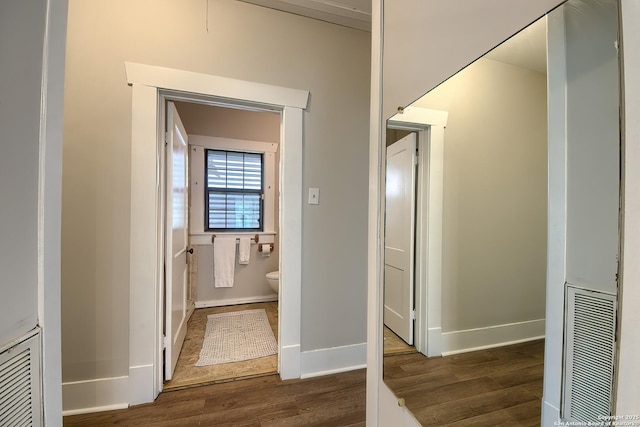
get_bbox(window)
[205,149,264,231]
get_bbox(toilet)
[266,271,279,295]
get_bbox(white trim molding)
[238,0,372,32]
[300,343,367,379]
[280,344,301,380]
[441,319,545,356]
[125,62,309,109]
[194,295,278,308]
[62,376,129,416]
[366,1,384,425]
[126,62,309,405]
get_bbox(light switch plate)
[308,187,320,205]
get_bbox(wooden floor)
[383,339,545,426]
[63,338,543,426]
[164,302,279,391]
[63,370,366,427]
[383,326,417,356]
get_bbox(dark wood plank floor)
[383,339,545,427]
[64,340,544,426]
[63,370,366,427]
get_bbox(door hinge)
[410,309,416,320]
[165,131,170,146]
[163,335,168,349]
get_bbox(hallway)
[64,370,367,426]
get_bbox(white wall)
[61,0,370,400]
[0,0,67,424]
[414,58,547,336]
[564,0,620,295]
[617,0,640,415]
[0,0,45,349]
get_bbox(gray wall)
[415,58,548,332]
[0,0,46,347]
[61,0,370,383]
[565,0,620,293]
[195,245,278,302]
[1,0,67,423]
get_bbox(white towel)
[214,237,236,288]
[238,237,251,265]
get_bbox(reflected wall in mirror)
[382,0,622,424]
[383,13,550,426]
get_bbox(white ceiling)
[484,16,547,74]
[240,0,372,31]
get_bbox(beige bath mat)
[196,309,277,366]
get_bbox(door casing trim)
[126,62,309,404]
[387,106,448,357]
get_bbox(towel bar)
[211,234,259,244]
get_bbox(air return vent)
[0,330,42,427]
[562,286,616,423]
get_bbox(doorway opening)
[161,98,282,390]
[383,108,447,359]
[126,62,309,404]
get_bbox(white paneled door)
[384,133,417,345]
[165,102,189,381]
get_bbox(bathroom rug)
[196,308,277,366]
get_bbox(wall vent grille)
[0,331,42,427]
[562,286,616,423]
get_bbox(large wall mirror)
[381,0,621,424]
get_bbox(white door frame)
[125,62,309,405]
[388,106,447,357]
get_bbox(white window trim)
[189,135,278,236]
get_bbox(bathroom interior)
[164,100,282,390]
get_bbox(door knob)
[186,248,194,254]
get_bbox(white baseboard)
[441,318,545,356]
[280,343,301,380]
[195,295,277,308]
[300,342,367,379]
[62,375,129,416]
[542,400,561,426]
[129,364,155,406]
[427,327,442,357]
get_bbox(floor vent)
[562,286,616,423]
[0,330,42,427]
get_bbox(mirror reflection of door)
[380,1,621,425]
[381,13,551,426]
[384,132,417,347]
